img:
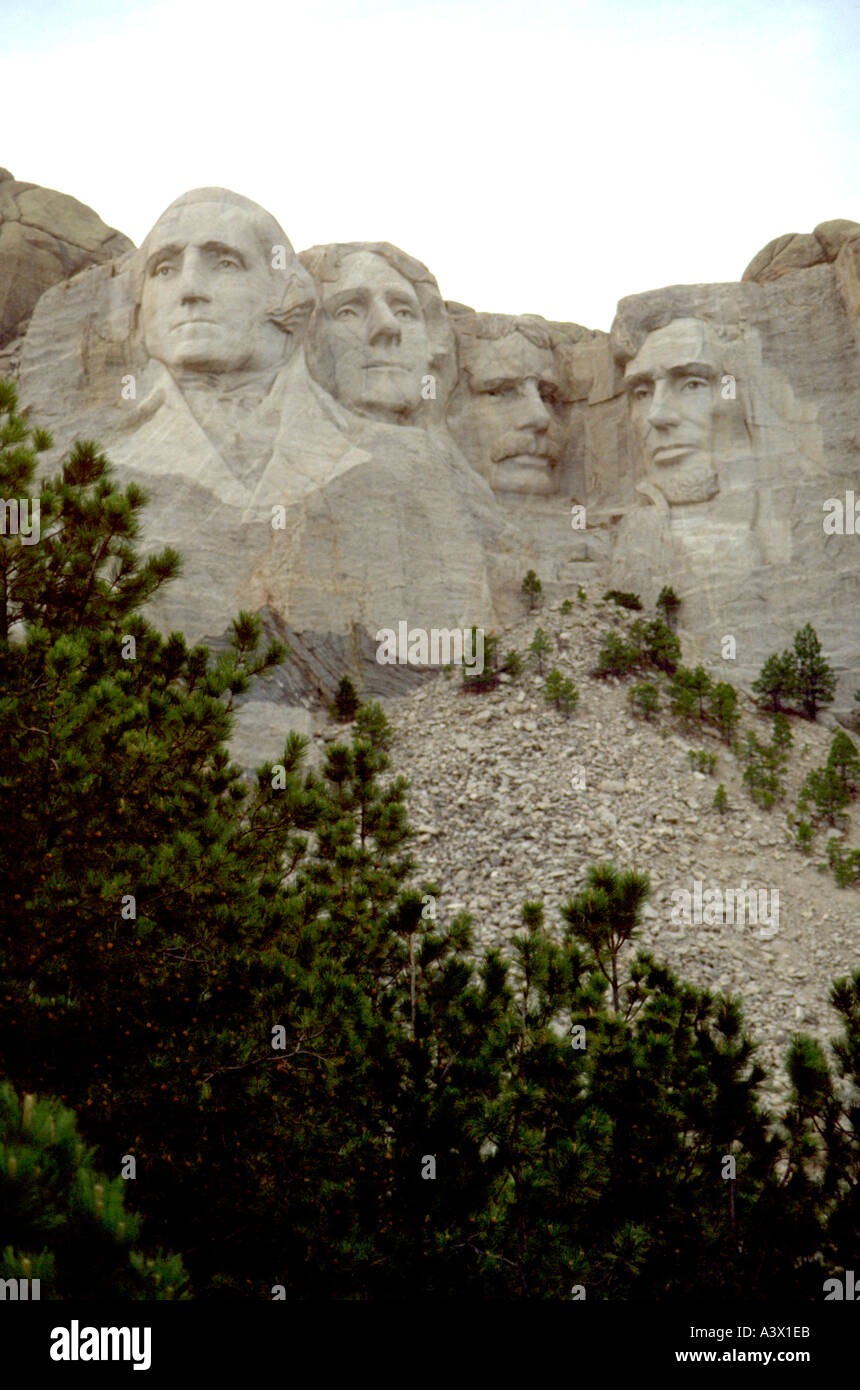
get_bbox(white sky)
[2,0,859,330]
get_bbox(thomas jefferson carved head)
[299,242,454,424]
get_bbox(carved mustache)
[490,433,559,465]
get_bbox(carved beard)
[648,455,720,505]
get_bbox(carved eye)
[540,386,560,407]
[631,385,651,401]
[335,305,359,319]
[486,385,515,398]
[153,264,174,278]
[394,307,417,320]
[682,378,709,392]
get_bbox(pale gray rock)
[446,309,603,502]
[18,187,529,715]
[298,241,456,428]
[604,277,860,719]
[447,311,567,496]
[0,168,131,346]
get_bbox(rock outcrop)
[0,168,131,346]
[742,218,860,283]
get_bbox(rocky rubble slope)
[315,594,860,1110]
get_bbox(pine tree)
[560,862,650,1014]
[784,974,860,1287]
[629,681,660,719]
[332,673,360,721]
[521,569,543,611]
[558,677,579,718]
[827,730,860,797]
[0,1081,189,1299]
[593,629,640,680]
[528,626,551,675]
[791,624,836,721]
[802,764,850,825]
[656,584,680,629]
[461,626,499,692]
[752,651,797,712]
[670,665,712,723]
[640,616,681,674]
[771,711,793,751]
[543,667,563,707]
[708,680,739,742]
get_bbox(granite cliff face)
[4,174,860,748]
[602,270,860,716]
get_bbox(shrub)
[502,650,523,677]
[795,819,815,853]
[629,681,660,720]
[713,783,728,814]
[602,589,643,611]
[826,837,860,888]
[528,626,552,675]
[741,730,786,810]
[593,629,641,680]
[771,711,793,751]
[688,749,717,776]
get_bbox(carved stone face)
[448,332,561,494]
[140,202,288,374]
[314,250,431,421]
[624,318,722,504]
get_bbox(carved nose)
[516,381,551,431]
[648,385,679,428]
[177,253,210,303]
[179,278,210,303]
[367,302,401,343]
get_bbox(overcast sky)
[2,0,859,330]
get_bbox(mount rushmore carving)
[5,175,860,748]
